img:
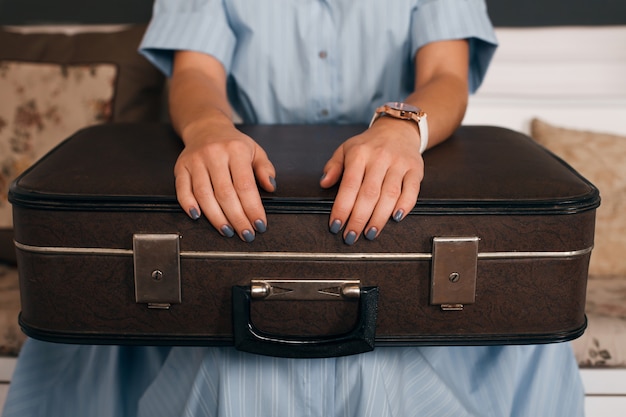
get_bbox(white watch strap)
[417,114,428,154]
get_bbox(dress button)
[320,109,329,117]
[318,50,328,59]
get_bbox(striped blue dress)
[3,1,585,416]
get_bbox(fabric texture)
[4,340,584,417]
[530,118,626,277]
[0,25,167,264]
[140,0,497,124]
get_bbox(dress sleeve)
[138,0,237,77]
[411,0,498,93]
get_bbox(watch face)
[386,102,420,113]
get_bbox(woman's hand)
[320,39,471,244]
[320,117,424,245]
[174,119,276,242]
[169,51,276,242]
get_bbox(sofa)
[1,23,626,416]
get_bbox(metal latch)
[430,237,479,311]
[250,279,361,301]
[133,234,182,309]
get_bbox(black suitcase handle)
[231,286,379,358]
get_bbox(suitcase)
[9,123,599,358]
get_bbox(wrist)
[178,110,235,145]
[369,102,429,153]
[368,116,422,146]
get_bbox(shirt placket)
[311,1,338,122]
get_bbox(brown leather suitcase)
[9,123,599,358]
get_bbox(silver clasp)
[430,237,479,311]
[133,234,182,309]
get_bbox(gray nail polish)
[344,231,357,245]
[189,207,201,220]
[393,209,404,222]
[329,219,342,234]
[254,219,267,233]
[242,229,255,243]
[269,176,277,190]
[320,173,327,181]
[365,227,378,241]
[220,225,235,238]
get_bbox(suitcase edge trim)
[17,312,588,349]
[13,240,594,261]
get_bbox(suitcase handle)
[231,286,379,358]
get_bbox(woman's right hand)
[169,51,276,242]
[174,118,276,242]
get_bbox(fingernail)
[393,209,404,222]
[320,172,327,181]
[254,219,267,233]
[220,224,235,238]
[189,207,201,220]
[365,227,378,241]
[344,231,357,246]
[329,219,342,234]
[242,229,255,243]
[269,176,277,190]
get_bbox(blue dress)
[3,1,585,416]
[5,341,584,416]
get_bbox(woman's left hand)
[320,117,424,245]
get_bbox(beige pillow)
[531,118,626,277]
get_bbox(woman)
[3,1,585,416]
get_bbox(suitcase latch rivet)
[448,272,460,283]
[152,270,164,281]
[341,284,361,299]
[251,282,272,299]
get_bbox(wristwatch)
[369,102,429,154]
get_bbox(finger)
[391,168,422,223]
[207,155,258,242]
[174,163,202,220]
[252,145,277,192]
[320,146,345,189]
[228,153,268,237]
[362,168,406,240]
[190,160,248,239]
[175,157,239,238]
[327,149,366,238]
[340,160,389,245]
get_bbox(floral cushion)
[571,278,626,367]
[0,25,166,264]
[0,61,117,229]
